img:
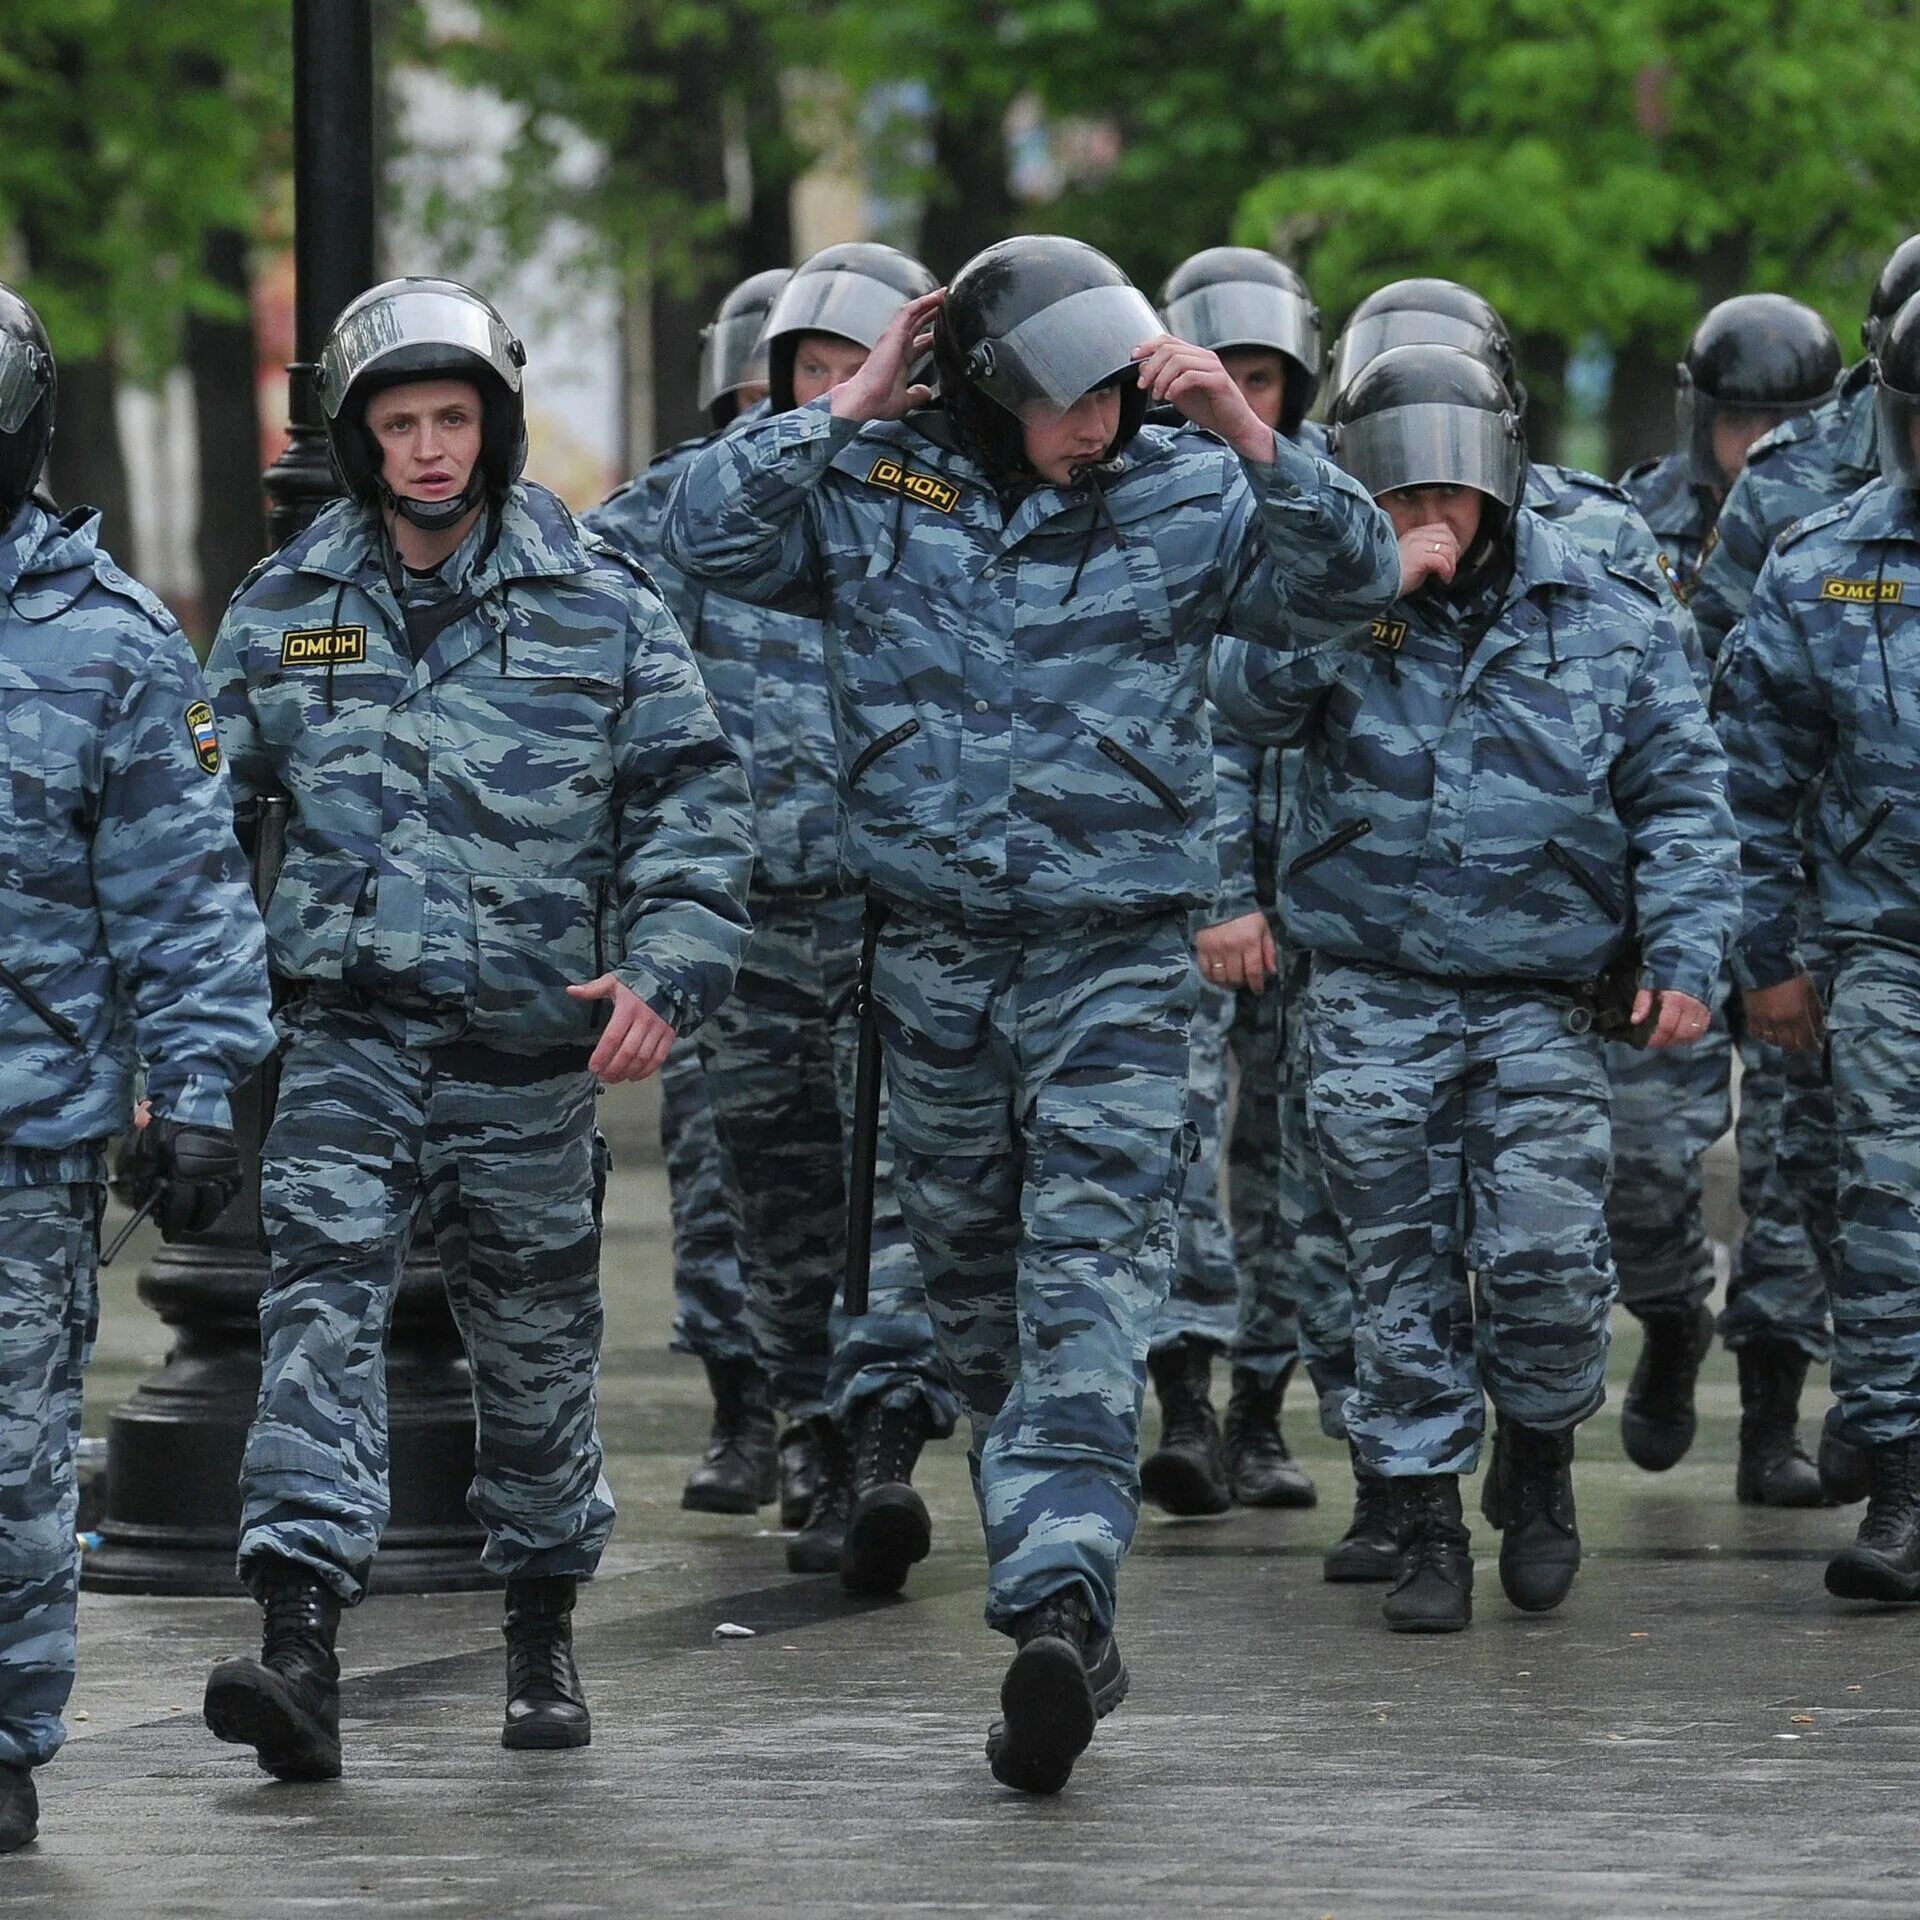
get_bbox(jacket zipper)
[1840,798,1895,866]
[1544,838,1624,921]
[1287,818,1372,880]
[1097,736,1190,824]
[0,959,83,1049]
[847,719,921,790]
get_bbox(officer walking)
[1717,291,1920,1600]
[1614,295,1842,1497]
[596,268,787,1522]
[593,246,963,1596]
[1141,246,1326,1517]
[198,278,753,1779]
[0,283,275,1851]
[1212,342,1737,1634]
[666,235,1401,1790]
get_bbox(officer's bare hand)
[829,291,945,422]
[1131,336,1272,463]
[1743,973,1825,1052]
[1397,524,1461,595]
[1631,987,1714,1051]
[569,975,677,1083]
[1195,912,1277,993]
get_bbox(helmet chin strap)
[381,471,486,532]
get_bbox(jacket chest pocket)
[0,682,91,875]
[1471,659,1612,801]
[438,648,622,827]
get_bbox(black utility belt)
[1331,946,1648,1042]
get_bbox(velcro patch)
[864,457,960,514]
[280,624,368,666]
[1821,577,1905,604]
[1369,618,1407,651]
[185,700,221,776]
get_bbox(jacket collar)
[0,499,102,604]
[1840,476,1920,547]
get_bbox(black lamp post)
[84,0,489,1596]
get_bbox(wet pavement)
[9,1083,1917,1918]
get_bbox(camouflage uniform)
[665,399,1399,1630]
[656,1040,748,1363]
[1211,506,1738,1474]
[1716,478,1920,1442]
[0,501,273,1767]
[205,483,753,1603]
[589,432,953,1434]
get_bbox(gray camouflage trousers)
[695,892,957,1433]
[1304,960,1617,1476]
[874,909,1194,1637]
[1157,975,1241,1354]
[0,1160,100,1769]
[658,1042,750,1365]
[239,1007,615,1604]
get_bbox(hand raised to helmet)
[828,291,946,424]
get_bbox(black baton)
[844,898,889,1318]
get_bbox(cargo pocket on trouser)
[1472,1044,1614,1429]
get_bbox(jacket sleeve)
[202,602,275,813]
[94,623,276,1129]
[1205,625,1348,748]
[1217,433,1402,649]
[662,400,851,617]
[608,590,756,1034]
[1209,715,1267,922]
[1711,563,1830,991]
[1609,606,1740,1005]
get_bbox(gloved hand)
[116,1119,243,1238]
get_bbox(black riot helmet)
[699,268,791,429]
[1676,293,1842,490]
[1872,292,1920,492]
[760,243,938,413]
[935,235,1160,479]
[1159,247,1322,436]
[313,277,527,532]
[1328,343,1527,538]
[1324,278,1518,413]
[1865,235,1920,356]
[0,283,56,519]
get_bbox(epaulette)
[1775,497,1852,553]
[1745,412,1820,466]
[1601,555,1664,605]
[225,549,282,608]
[89,553,176,630]
[580,526,662,599]
[1620,456,1664,484]
[1544,463,1632,505]
[646,431,712,475]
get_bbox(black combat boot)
[681,1356,778,1515]
[1140,1337,1231,1516]
[502,1575,591,1750]
[1381,1477,1473,1633]
[785,1417,853,1575]
[778,1419,823,1531]
[1735,1340,1834,1508]
[203,1559,343,1780]
[1324,1444,1403,1583]
[1494,1422,1581,1613]
[987,1590,1129,1796]
[1825,1436,1920,1602]
[842,1400,936,1596]
[1820,1417,1871,1505]
[1222,1364,1318,1509]
[1619,1303,1715,1471]
[0,1764,36,1853]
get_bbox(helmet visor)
[1332,401,1527,506]
[1679,386,1825,491]
[0,331,50,435]
[971,283,1163,418]
[1326,311,1501,405]
[698,311,772,412]
[317,287,522,421]
[1876,382,1920,490]
[761,271,916,356]
[1163,283,1321,376]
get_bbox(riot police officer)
[1212,343,1737,1634]
[666,234,1401,1790]
[1144,246,1326,1517]
[0,283,275,1850]
[198,277,753,1779]
[593,245,964,1596]
[1717,290,1920,1599]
